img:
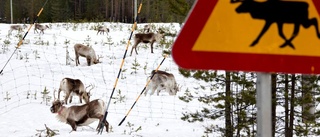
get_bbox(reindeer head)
[154,33,164,43]
[83,84,95,103]
[50,100,64,113]
[93,55,103,64]
[82,92,90,104]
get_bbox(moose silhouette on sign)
[231,0,320,49]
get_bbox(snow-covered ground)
[0,22,215,137]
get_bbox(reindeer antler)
[53,89,57,101]
[97,55,103,63]
[85,84,95,96]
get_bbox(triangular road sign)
[172,0,320,74]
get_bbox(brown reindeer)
[130,32,164,56]
[8,25,25,33]
[34,23,49,34]
[57,77,91,104]
[97,26,110,35]
[74,44,102,66]
[50,99,109,132]
[145,70,180,96]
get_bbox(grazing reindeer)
[231,0,320,49]
[130,32,164,56]
[145,70,180,96]
[34,23,49,34]
[74,44,102,66]
[97,26,110,35]
[57,77,91,104]
[50,99,109,132]
[8,25,25,33]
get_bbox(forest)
[0,0,194,23]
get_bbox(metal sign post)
[256,72,272,137]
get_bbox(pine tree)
[179,69,257,136]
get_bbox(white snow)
[0,22,215,137]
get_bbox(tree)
[179,70,257,136]
[167,0,194,22]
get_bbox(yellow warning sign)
[192,0,320,57]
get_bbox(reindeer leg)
[89,113,108,132]
[69,95,73,104]
[96,119,109,132]
[65,92,71,104]
[145,86,150,96]
[67,118,77,131]
[79,92,83,103]
[250,21,272,47]
[86,57,92,66]
[130,42,139,56]
[280,23,299,49]
[150,42,154,53]
[75,53,79,66]
[104,120,109,132]
[150,86,157,95]
[134,41,141,55]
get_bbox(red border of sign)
[172,0,320,74]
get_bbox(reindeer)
[34,23,49,34]
[130,31,164,56]
[8,25,25,34]
[231,0,320,49]
[144,70,180,96]
[74,44,102,66]
[50,99,109,132]
[57,77,92,104]
[97,26,109,35]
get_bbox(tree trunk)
[289,74,296,137]
[284,74,290,137]
[147,0,150,22]
[301,75,315,123]
[225,72,233,137]
[111,0,113,21]
[105,0,108,19]
[301,75,315,136]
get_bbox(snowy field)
[0,22,216,137]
